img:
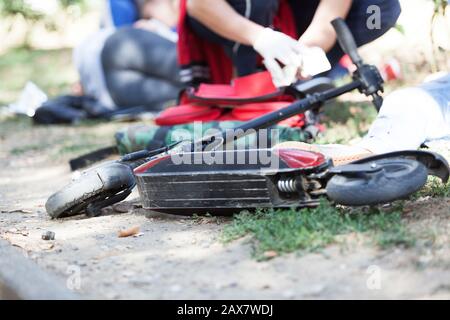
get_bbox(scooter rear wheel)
[326,158,428,206]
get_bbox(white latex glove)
[298,46,332,78]
[282,46,332,84]
[253,28,303,87]
[253,29,331,87]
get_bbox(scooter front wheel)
[326,158,428,206]
[45,162,136,219]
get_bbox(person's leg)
[73,28,116,109]
[103,69,181,110]
[187,0,279,76]
[102,27,182,109]
[358,75,450,153]
[103,27,180,82]
[356,88,437,153]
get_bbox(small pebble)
[113,203,133,213]
[42,231,55,241]
[133,233,145,238]
[121,271,136,278]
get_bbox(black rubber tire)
[327,158,428,206]
[45,162,135,219]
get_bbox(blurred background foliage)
[0,0,90,48]
[1,0,446,27]
[0,0,93,103]
[0,0,87,20]
[0,0,447,106]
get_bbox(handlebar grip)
[331,18,363,67]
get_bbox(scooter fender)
[349,150,450,183]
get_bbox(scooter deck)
[134,149,330,215]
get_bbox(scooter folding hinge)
[308,92,326,105]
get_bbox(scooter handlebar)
[332,18,385,111]
[331,18,363,67]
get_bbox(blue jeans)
[188,0,401,76]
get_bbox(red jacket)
[177,0,298,85]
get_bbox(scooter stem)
[223,80,362,144]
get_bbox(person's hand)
[252,28,303,87]
[253,28,332,87]
[296,46,332,78]
[272,45,332,86]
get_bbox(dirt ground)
[0,119,449,300]
[0,0,449,300]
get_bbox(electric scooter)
[45,19,449,219]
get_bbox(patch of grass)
[376,224,416,249]
[1,116,118,159]
[221,201,415,260]
[0,47,77,104]
[50,132,118,160]
[318,100,377,144]
[415,176,450,199]
[0,115,32,138]
[10,143,52,155]
[57,142,105,156]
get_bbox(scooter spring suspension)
[277,178,297,193]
